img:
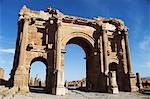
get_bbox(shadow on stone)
[0,79,10,87]
[29,86,46,94]
[141,90,150,95]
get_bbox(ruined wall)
[0,68,4,79]
[65,78,86,89]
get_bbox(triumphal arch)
[10,5,138,95]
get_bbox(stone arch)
[28,57,48,92]
[61,32,95,49]
[10,6,139,95]
[60,32,99,91]
[30,57,48,67]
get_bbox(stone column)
[123,29,132,73]
[121,34,128,73]
[98,36,104,73]
[52,22,66,95]
[123,28,138,91]
[0,68,4,79]
[108,71,119,94]
[13,15,29,92]
[136,72,142,91]
[102,30,108,75]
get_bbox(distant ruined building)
[29,74,45,87]
[9,5,139,95]
[0,68,4,79]
[65,78,86,89]
[141,78,150,90]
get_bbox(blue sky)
[0,0,150,81]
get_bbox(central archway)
[64,44,86,89]
[61,35,97,91]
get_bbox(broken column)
[136,72,143,91]
[0,68,4,79]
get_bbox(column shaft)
[124,32,132,73]
[18,16,28,67]
[102,30,108,74]
[121,36,128,73]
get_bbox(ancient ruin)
[65,78,86,89]
[0,68,4,79]
[9,5,138,95]
[29,74,45,87]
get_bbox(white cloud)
[139,36,150,51]
[0,48,15,54]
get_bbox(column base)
[19,86,29,93]
[108,86,119,94]
[52,86,68,95]
[129,73,138,92]
[11,86,19,94]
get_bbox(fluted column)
[121,34,128,73]
[98,36,104,73]
[102,30,108,75]
[123,29,138,91]
[123,29,132,73]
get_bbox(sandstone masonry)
[9,5,138,95]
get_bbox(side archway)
[29,57,48,93]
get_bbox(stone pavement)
[10,90,150,99]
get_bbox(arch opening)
[62,37,95,91]
[64,44,86,90]
[29,57,48,93]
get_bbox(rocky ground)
[1,90,149,99]
[1,87,150,99]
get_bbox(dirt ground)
[8,90,150,99]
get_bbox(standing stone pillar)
[102,30,110,92]
[121,33,128,73]
[0,68,4,79]
[123,28,138,91]
[123,28,132,73]
[108,71,119,94]
[13,15,29,92]
[98,36,104,73]
[102,30,108,75]
[65,81,68,88]
[136,73,143,91]
[52,22,66,95]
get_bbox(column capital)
[61,49,66,53]
[122,27,128,35]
